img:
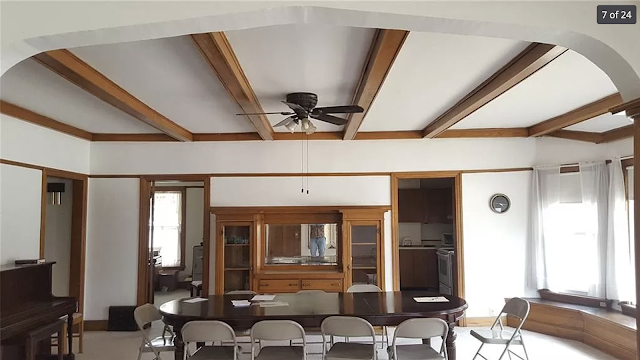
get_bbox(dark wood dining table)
[160,290,468,360]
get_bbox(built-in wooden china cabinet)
[212,207,388,294]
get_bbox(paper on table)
[414,296,449,303]
[258,301,289,308]
[184,297,208,303]
[231,300,251,307]
[251,294,276,301]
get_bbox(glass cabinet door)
[222,224,251,293]
[350,222,379,286]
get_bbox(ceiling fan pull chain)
[306,133,310,195]
[301,129,305,194]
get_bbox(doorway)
[137,177,211,306]
[39,169,88,314]
[391,172,464,305]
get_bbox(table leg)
[446,322,457,360]
[67,314,74,356]
[174,324,185,360]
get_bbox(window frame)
[152,187,187,270]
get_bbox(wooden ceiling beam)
[599,125,634,143]
[528,93,623,137]
[32,50,193,141]
[343,29,409,140]
[0,100,93,141]
[545,130,602,143]
[92,134,176,142]
[422,43,567,138]
[437,128,528,139]
[191,32,274,141]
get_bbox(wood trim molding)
[40,169,48,259]
[1,101,93,141]
[93,133,176,142]
[343,29,409,140]
[191,32,274,140]
[194,132,263,141]
[32,49,193,141]
[211,205,391,215]
[83,320,109,331]
[422,43,566,138]
[528,93,624,137]
[137,178,151,306]
[202,178,211,296]
[600,125,634,143]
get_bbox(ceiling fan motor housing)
[286,92,318,112]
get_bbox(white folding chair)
[134,303,175,360]
[346,284,388,347]
[226,290,257,295]
[182,320,239,360]
[388,318,448,360]
[297,289,327,294]
[250,320,307,360]
[471,298,530,360]
[321,316,377,360]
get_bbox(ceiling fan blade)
[281,101,308,116]
[312,105,364,114]
[236,111,294,116]
[310,113,348,126]
[273,116,296,127]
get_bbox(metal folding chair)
[471,298,530,360]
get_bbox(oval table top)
[160,291,467,328]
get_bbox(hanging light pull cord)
[301,129,304,193]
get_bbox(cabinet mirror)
[264,223,340,267]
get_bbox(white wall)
[211,176,391,207]
[0,114,90,174]
[44,178,73,296]
[461,171,532,318]
[184,187,204,279]
[0,164,42,265]
[85,178,139,320]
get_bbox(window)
[626,166,636,303]
[152,191,185,268]
[543,172,600,295]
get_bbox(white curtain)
[579,162,609,297]
[607,160,634,301]
[526,166,560,291]
[153,191,183,267]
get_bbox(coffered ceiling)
[0,23,632,145]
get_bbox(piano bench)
[25,318,65,360]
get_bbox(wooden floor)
[75,323,618,360]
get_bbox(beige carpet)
[75,322,617,360]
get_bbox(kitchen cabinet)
[399,249,439,290]
[398,189,424,222]
[398,188,453,224]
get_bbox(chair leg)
[521,340,530,360]
[61,323,68,354]
[79,321,84,353]
[472,343,484,360]
[498,343,513,360]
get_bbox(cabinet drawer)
[300,279,343,292]
[258,279,300,292]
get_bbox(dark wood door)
[398,189,425,222]
[424,189,449,223]
[443,187,454,224]
[425,249,439,289]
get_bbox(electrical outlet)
[599,301,607,308]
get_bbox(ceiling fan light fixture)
[306,122,317,135]
[301,118,312,130]
[284,121,297,133]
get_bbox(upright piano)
[0,262,77,359]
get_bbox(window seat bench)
[506,298,636,360]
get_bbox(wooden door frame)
[136,175,211,305]
[40,168,88,313]
[390,172,465,324]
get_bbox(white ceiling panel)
[359,32,530,132]
[565,113,632,133]
[452,50,619,129]
[71,36,255,133]
[226,24,376,133]
[0,59,159,133]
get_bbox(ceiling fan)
[236,92,364,134]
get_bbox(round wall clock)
[489,194,510,214]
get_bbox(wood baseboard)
[463,316,507,327]
[84,320,108,331]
